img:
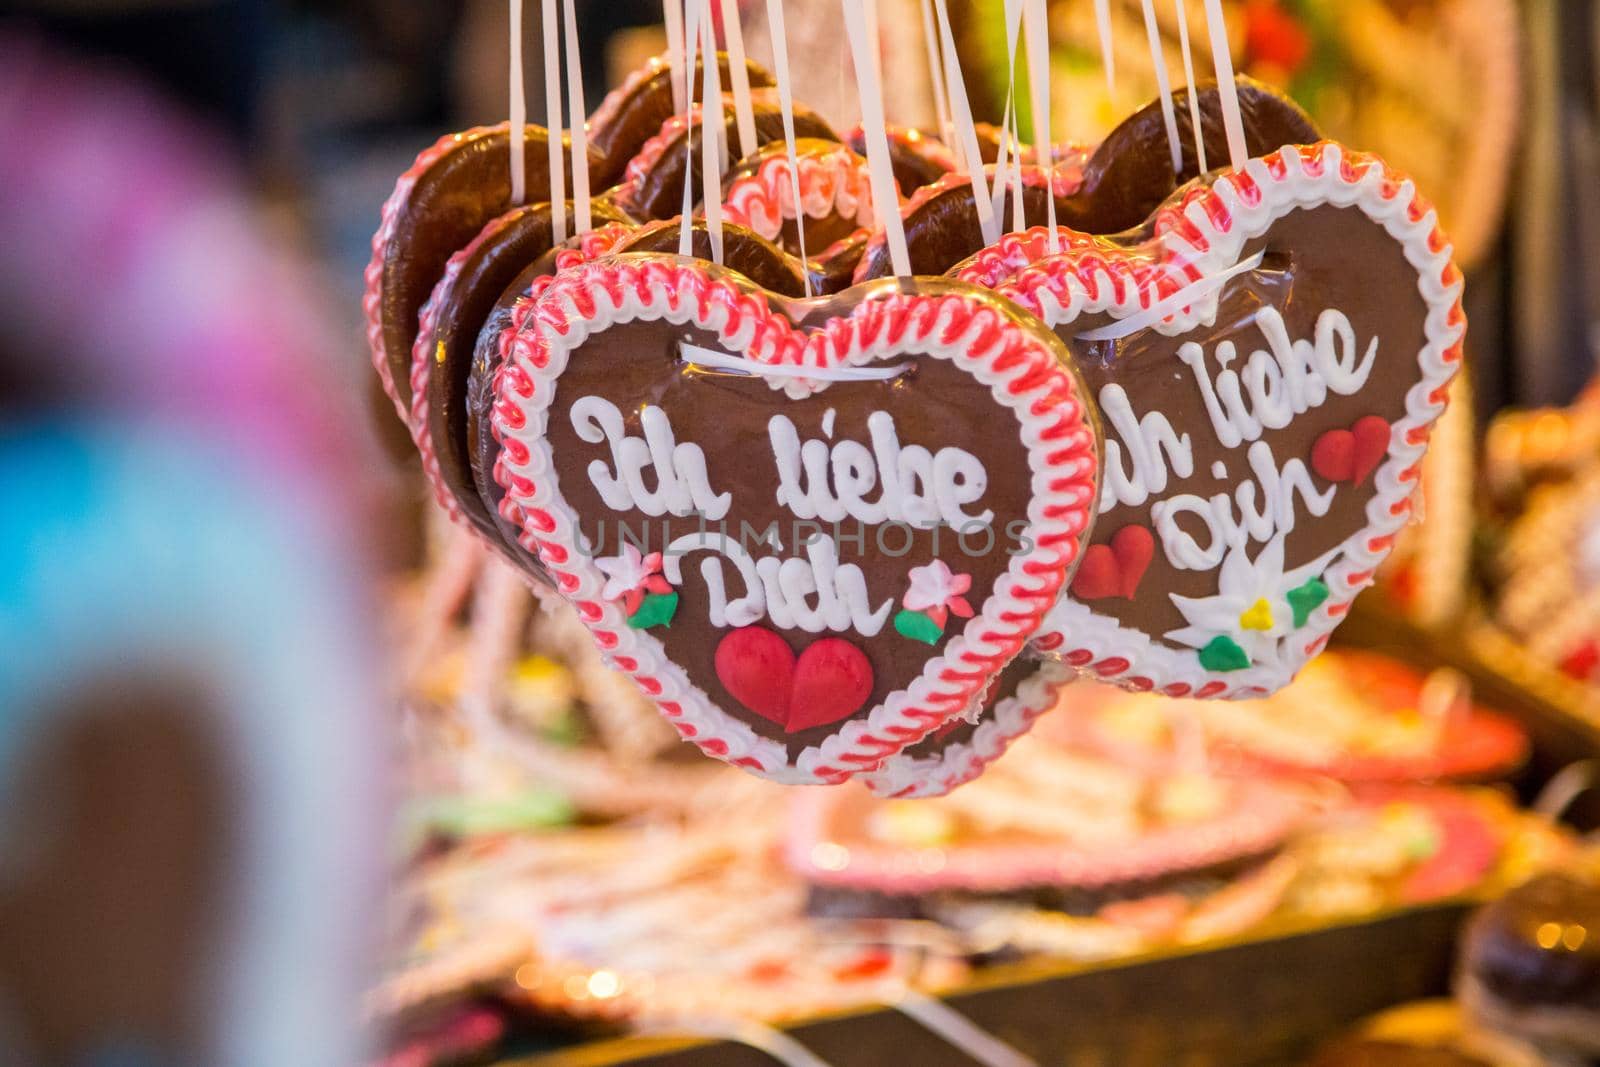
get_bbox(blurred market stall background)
[4,2,1600,1065]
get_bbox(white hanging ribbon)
[1023,0,1058,253]
[541,0,567,242]
[765,0,813,295]
[681,341,912,381]
[1201,0,1248,170]
[562,0,591,232]
[845,0,912,277]
[1093,0,1116,98]
[933,0,999,246]
[994,0,1025,234]
[509,0,528,205]
[679,0,704,257]
[664,0,688,113]
[699,0,727,264]
[1173,0,1207,174]
[1075,249,1264,341]
[1140,0,1182,175]
[718,0,759,158]
[893,991,1038,1067]
[920,0,955,159]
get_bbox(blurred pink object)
[0,30,368,501]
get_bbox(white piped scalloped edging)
[494,261,1099,785]
[861,659,1072,799]
[1009,142,1466,700]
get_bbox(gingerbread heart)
[493,260,1100,783]
[1001,142,1464,698]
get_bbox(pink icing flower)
[596,543,672,616]
[902,560,974,629]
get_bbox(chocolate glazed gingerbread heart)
[493,260,1101,784]
[1006,143,1464,698]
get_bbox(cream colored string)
[663,0,688,112]
[698,0,728,264]
[1093,0,1116,98]
[1201,0,1248,169]
[764,0,813,294]
[679,0,703,257]
[1140,0,1182,174]
[933,0,999,246]
[718,0,759,157]
[541,0,566,241]
[1023,0,1058,252]
[561,0,591,231]
[845,0,911,276]
[919,0,955,160]
[509,0,527,204]
[1173,0,1207,173]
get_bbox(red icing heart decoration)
[1070,525,1155,601]
[493,257,1100,784]
[714,628,875,733]
[791,638,874,732]
[986,143,1464,699]
[714,626,796,726]
[1311,416,1391,486]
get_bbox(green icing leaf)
[627,592,678,630]
[1198,635,1251,673]
[1287,578,1331,628]
[895,609,944,646]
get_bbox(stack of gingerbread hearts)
[367,13,1464,796]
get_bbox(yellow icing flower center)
[1239,598,1275,631]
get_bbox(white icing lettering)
[768,411,992,528]
[571,397,731,519]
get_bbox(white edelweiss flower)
[1165,535,1335,672]
[903,559,972,613]
[595,542,651,602]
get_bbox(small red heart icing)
[1071,526,1154,601]
[1312,416,1391,486]
[714,629,873,733]
[1111,525,1155,599]
[789,639,874,732]
[1310,427,1356,482]
[1071,544,1122,600]
[715,627,796,726]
